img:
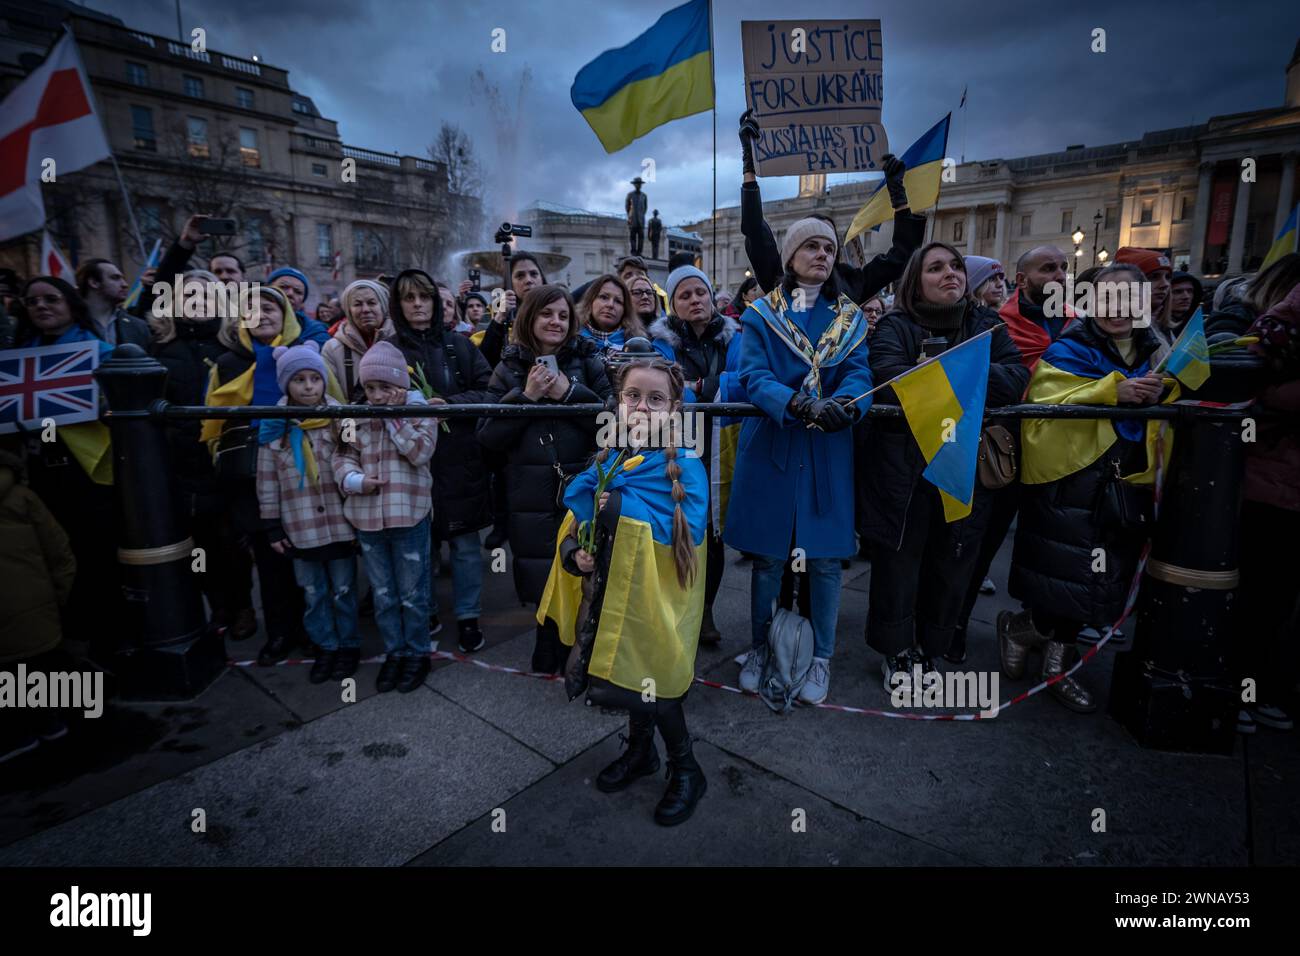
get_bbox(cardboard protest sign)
[741,19,888,177]
[0,341,101,434]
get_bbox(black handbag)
[1095,458,1153,530]
[213,424,259,482]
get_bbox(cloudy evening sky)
[92,0,1300,232]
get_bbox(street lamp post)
[1091,209,1103,265]
[1071,226,1085,278]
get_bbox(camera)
[493,222,532,244]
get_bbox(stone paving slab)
[0,686,552,866]
[412,738,967,866]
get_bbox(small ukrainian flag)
[1259,202,1299,273]
[890,330,991,522]
[846,114,951,242]
[1162,306,1210,391]
[570,0,714,154]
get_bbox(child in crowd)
[255,342,359,684]
[332,341,439,693]
[538,356,710,826]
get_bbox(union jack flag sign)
[0,341,101,435]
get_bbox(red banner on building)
[1207,179,1234,246]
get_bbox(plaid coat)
[255,397,355,550]
[332,395,438,532]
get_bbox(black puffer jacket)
[1009,318,1161,624]
[859,302,1028,551]
[477,337,612,604]
[152,317,227,516]
[390,270,497,538]
[647,311,739,402]
[1205,300,1257,340]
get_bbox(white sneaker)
[1254,704,1294,731]
[739,645,768,694]
[799,657,830,705]
[882,654,912,694]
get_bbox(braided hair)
[602,356,698,589]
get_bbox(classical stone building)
[0,2,479,308]
[519,200,701,288]
[690,42,1300,290]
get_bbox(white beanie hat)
[665,265,712,312]
[781,218,838,271]
[340,279,390,318]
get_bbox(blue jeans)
[293,556,360,650]
[358,515,432,658]
[431,530,483,620]
[750,553,842,660]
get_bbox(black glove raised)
[739,109,760,175]
[881,152,908,210]
[787,391,821,426]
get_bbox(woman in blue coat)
[724,217,872,705]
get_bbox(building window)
[311,162,327,177]
[316,223,333,267]
[1060,209,1074,234]
[1179,195,1193,221]
[293,100,312,115]
[186,116,209,158]
[354,227,397,270]
[126,61,149,87]
[131,105,156,151]
[245,216,266,267]
[584,252,598,272]
[183,74,204,98]
[1139,197,1155,225]
[236,87,254,109]
[1020,214,1032,236]
[239,127,260,168]
[952,219,964,243]
[1104,206,1116,230]
[983,217,996,240]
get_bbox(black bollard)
[95,344,225,700]
[1109,352,1264,753]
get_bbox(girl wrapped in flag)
[536,356,710,827]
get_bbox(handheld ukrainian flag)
[537,448,708,698]
[570,0,714,154]
[890,329,990,521]
[1160,306,1210,391]
[846,113,950,243]
[1259,202,1299,273]
[123,238,161,311]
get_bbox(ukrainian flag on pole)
[570,0,714,153]
[1162,306,1210,390]
[890,330,991,521]
[846,114,950,243]
[1259,202,1299,273]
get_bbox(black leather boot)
[596,715,659,792]
[654,735,707,826]
[531,624,558,674]
[698,604,721,645]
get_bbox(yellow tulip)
[622,454,645,472]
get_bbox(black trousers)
[867,485,990,658]
[956,482,1022,631]
[249,529,305,641]
[190,508,253,621]
[1031,610,1083,645]
[1236,500,1300,705]
[704,525,724,609]
[591,677,689,748]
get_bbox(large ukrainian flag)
[890,330,990,522]
[570,0,714,154]
[538,449,708,699]
[846,114,951,243]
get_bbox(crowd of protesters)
[2,123,1299,827]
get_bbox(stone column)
[1119,192,1135,248]
[965,207,976,255]
[994,203,1009,266]
[1227,176,1251,273]
[1189,162,1213,275]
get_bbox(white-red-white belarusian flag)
[39,230,72,279]
[0,30,112,242]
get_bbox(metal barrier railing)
[145,401,1260,422]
